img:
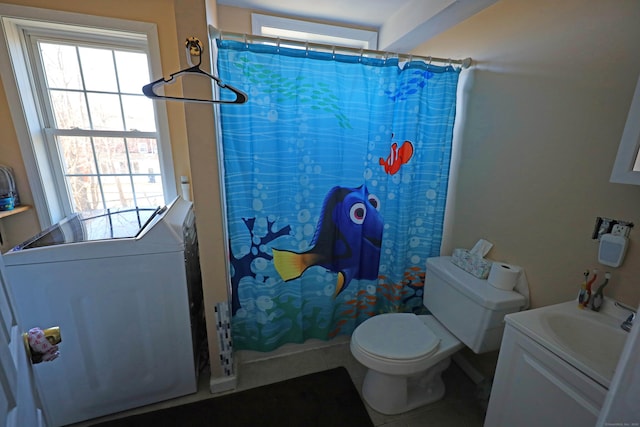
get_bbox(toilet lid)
[353,313,439,360]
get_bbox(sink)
[541,311,627,381]
[505,300,631,388]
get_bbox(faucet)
[615,302,636,332]
[622,313,635,332]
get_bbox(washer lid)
[353,313,439,360]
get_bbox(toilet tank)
[424,256,526,353]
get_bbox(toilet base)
[361,357,451,415]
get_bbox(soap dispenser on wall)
[595,220,633,268]
[598,233,628,268]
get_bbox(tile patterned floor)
[75,337,486,426]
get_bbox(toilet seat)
[352,313,440,361]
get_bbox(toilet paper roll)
[488,262,521,291]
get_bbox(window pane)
[30,30,169,216]
[66,175,102,211]
[39,43,83,90]
[50,90,90,129]
[78,47,118,92]
[101,175,134,208]
[87,93,124,130]
[115,51,150,94]
[92,137,129,174]
[122,95,156,131]
[132,175,164,207]
[127,138,160,174]
[57,136,97,174]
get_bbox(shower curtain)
[216,39,460,352]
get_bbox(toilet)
[350,256,526,415]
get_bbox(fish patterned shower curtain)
[216,40,460,352]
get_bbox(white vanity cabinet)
[484,323,608,427]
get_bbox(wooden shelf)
[0,205,31,220]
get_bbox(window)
[36,40,163,212]
[0,6,175,226]
[251,14,378,50]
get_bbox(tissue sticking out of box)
[451,239,494,279]
[470,239,493,258]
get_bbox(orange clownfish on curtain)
[379,138,413,175]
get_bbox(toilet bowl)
[350,256,526,415]
[351,313,464,414]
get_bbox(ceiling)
[216,0,499,53]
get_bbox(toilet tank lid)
[426,256,525,311]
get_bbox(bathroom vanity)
[484,300,629,427]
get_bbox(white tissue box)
[451,248,492,279]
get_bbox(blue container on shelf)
[0,195,15,211]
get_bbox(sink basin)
[505,300,630,388]
[542,311,627,381]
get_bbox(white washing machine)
[3,197,204,427]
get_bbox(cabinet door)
[485,325,607,427]
[598,305,640,425]
[6,252,197,427]
[0,254,44,427]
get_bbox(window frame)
[251,13,378,50]
[0,4,176,227]
[611,73,640,185]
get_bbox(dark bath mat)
[89,367,373,427]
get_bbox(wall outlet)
[611,224,630,237]
[593,217,612,240]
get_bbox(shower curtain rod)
[214,30,472,69]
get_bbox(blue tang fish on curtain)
[273,184,383,296]
[216,39,460,352]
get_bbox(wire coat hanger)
[142,38,247,104]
